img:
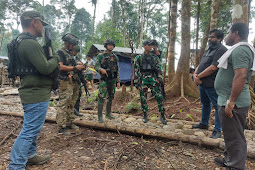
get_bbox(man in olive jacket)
[8,11,60,170]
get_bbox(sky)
[36,0,255,68]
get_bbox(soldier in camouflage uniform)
[95,39,121,123]
[134,40,167,125]
[56,33,85,135]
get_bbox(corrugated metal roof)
[0,56,8,60]
[88,44,144,58]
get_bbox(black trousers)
[218,106,249,170]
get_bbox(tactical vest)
[7,33,39,79]
[100,53,118,80]
[140,54,156,73]
[58,48,78,80]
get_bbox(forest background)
[1,0,255,97]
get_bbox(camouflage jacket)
[134,52,163,85]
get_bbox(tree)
[167,0,177,83]
[232,0,249,25]
[119,0,127,47]
[6,0,33,29]
[91,0,97,39]
[50,0,77,32]
[138,0,145,48]
[166,0,199,97]
[71,8,92,54]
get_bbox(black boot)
[142,112,148,123]
[74,109,83,117]
[160,111,167,125]
[106,101,115,119]
[98,103,104,123]
[74,99,83,117]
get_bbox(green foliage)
[85,19,124,53]
[49,99,57,107]
[71,8,92,53]
[125,100,140,112]
[87,90,98,103]
[150,114,157,120]
[186,114,194,121]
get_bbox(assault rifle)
[43,27,59,90]
[69,56,90,98]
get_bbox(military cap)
[143,40,153,46]
[73,45,80,52]
[21,10,48,26]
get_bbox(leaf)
[131,142,139,145]
[186,114,194,121]
[170,114,175,118]
[179,109,183,113]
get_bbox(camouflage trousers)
[98,79,117,105]
[56,79,79,129]
[139,77,165,113]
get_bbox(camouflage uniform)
[56,48,80,129]
[134,52,166,124]
[95,52,120,122]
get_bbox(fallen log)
[1,110,255,158]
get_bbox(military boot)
[142,112,148,123]
[74,100,83,117]
[74,109,83,117]
[58,127,71,136]
[98,103,104,123]
[106,101,115,119]
[27,154,50,165]
[160,111,167,125]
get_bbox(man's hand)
[117,82,121,89]
[100,68,108,77]
[193,74,202,86]
[225,100,234,118]
[75,64,85,71]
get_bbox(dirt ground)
[1,88,255,169]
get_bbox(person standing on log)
[95,39,121,123]
[134,40,167,125]
[56,33,85,135]
[8,11,60,169]
[214,23,255,170]
[192,29,227,139]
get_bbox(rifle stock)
[43,27,59,90]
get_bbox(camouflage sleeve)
[95,54,102,73]
[116,55,120,83]
[134,55,141,85]
[155,56,163,80]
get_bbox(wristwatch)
[226,100,235,107]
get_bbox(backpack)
[7,33,38,79]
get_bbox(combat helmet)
[62,33,79,45]
[104,39,115,48]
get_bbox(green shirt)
[214,46,254,108]
[18,33,60,104]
